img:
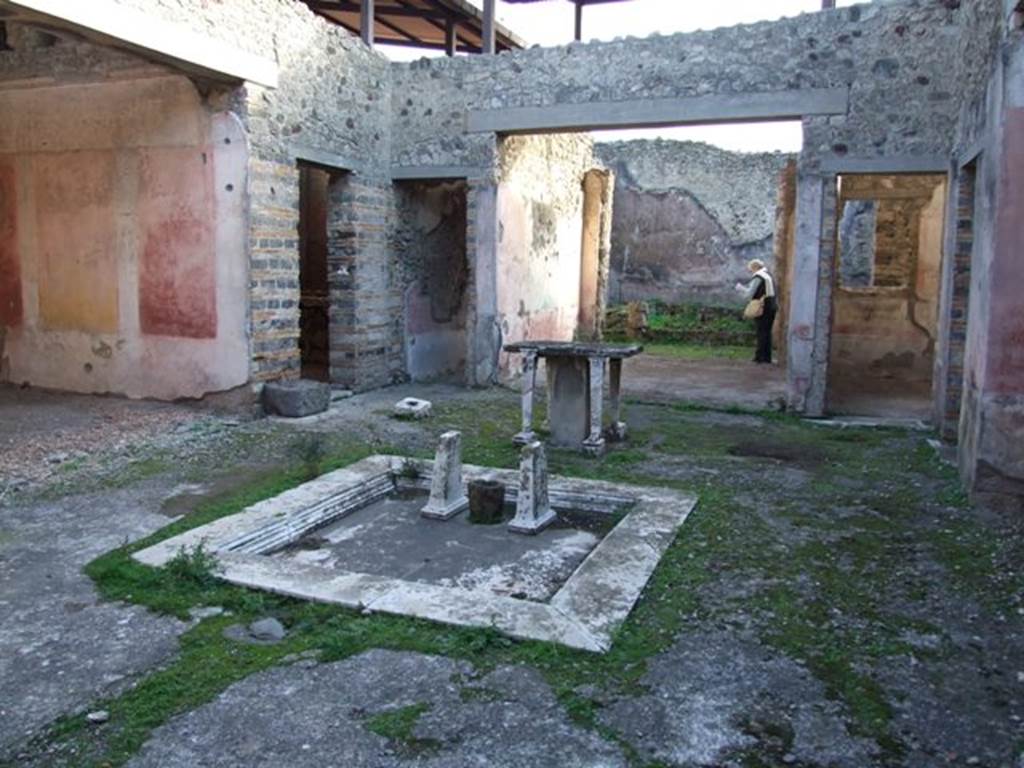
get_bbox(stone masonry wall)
[390,1,995,411]
[942,3,1024,502]
[595,140,792,306]
[391,2,976,172]
[106,0,395,386]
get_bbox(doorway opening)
[587,122,800,409]
[827,173,947,419]
[393,179,470,383]
[298,163,338,382]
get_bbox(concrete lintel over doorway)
[1,0,279,88]
[391,165,487,181]
[292,145,364,173]
[820,154,950,174]
[466,88,849,134]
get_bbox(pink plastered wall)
[0,74,249,399]
[494,135,592,380]
[986,108,1024,395]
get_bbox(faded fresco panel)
[137,147,217,339]
[0,159,22,327]
[34,152,119,333]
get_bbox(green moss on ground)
[364,703,440,756]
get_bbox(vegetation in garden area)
[605,300,755,347]
[10,393,1021,768]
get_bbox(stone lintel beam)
[467,88,849,134]
[820,154,950,175]
[391,165,487,181]
[292,145,364,173]
[3,0,279,87]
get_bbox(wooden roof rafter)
[302,0,525,55]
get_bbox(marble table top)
[503,340,644,359]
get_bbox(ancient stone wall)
[2,0,396,391]
[595,140,792,306]
[392,2,975,171]
[324,174,400,390]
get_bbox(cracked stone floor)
[1,362,1022,768]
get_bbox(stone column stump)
[421,431,469,520]
[508,441,557,535]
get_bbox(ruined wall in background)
[0,37,248,398]
[595,140,792,306]
[495,134,594,378]
[391,181,469,382]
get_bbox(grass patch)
[640,343,752,361]
[606,301,754,347]
[364,702,441,756]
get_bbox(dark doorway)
[392,179,470,382]
[298,164,331,381]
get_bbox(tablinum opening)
[827,173,948,420]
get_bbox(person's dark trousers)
[755,304,777,363]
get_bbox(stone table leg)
[582,356,606,456]
[513,351,538,445]
[606,357,627,441]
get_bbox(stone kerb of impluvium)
[508,440,557,535]
[421,431,469,520]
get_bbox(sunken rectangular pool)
[134,434,696,652]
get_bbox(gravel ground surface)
[0,384,213,491]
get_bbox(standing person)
[735,259,777,364]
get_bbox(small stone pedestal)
[421,431,468,520]
[508,441,557,535]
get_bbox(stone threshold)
[133,455,697,653]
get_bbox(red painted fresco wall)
[988,108,1024,394]
[137,148,217,339]
[0,160,21,327]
